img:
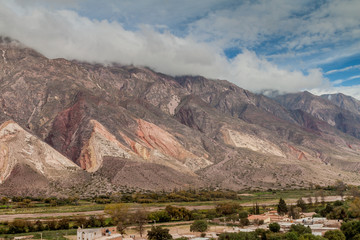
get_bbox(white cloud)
[186,0,360,76]
[188,0,304,48]
[310,85,360,101]
[348,75,360,80]
[326,64,360,75]
[0,0,331,93]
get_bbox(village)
[1,187,359,240]
[75,208,342,240]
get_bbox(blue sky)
[1,0,360,98]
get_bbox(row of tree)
[0,189,240,207]
[0,216,108,234]
[277,196,360,221]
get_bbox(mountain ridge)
[1,39,360,195]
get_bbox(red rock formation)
[136,119,189,161]
[287,144,307,160]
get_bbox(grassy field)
[0,229,77,240]
[0,203,105,215]
[0,188,339,216]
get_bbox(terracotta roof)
[248,215,271,220]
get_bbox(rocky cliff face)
[1,39,360,195]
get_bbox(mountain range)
[1,37,360,197]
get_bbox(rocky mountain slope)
[1,38,360,196]
[275,92,360,139]
[321,93,360,116]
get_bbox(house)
[77,227,122,240]
[247,215,271,224]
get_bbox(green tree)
[147,226,172,240]
[297,198,307,212]
[0,197,9,205]
[320,204,334,217]
[216,202,242,215]
[335,180,347,200]
[277,198,288,216]
[290,224,312,235]
[239,211,248,219]
[132,208,149,237]
[35,220,44,232]
[105,203,131,234]
[327,206,348,220]
[255,228,268,240]
[354,235,360,240]
[26,221,35,232]
[349,198,360,218]
[349,187,360,199]
[227,214,239,223]
[7,221,23,234]
[240,218,250,226]
[340,220,360,240]
[58,218,69,230]
[74,217,87,228]
[46,220,57,230]
[87,215,96,228]
[298,233,326,240]
[324,230,346,240]
[269,222,280,233]
[165,205,191,221]
[307,196,313,206]
[285,232,299,240]
[289,206,302,219]
[219,232,257,240]
[190,220,208,233]
[148,211,171,223]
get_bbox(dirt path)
[0,196,344,221]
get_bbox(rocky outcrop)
[0,120,85,195]
[135,119,212,171]
[222,128,285,157]
[77,120,134,172]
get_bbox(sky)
[0,0,360,98]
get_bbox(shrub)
[323,230,345,240]
[147,226,172,240]
[290,224,312,235]
[240,218,250,226]
[148,211,171,223]
[190,220,208,232]
[239,211,248,219]
[340,220,360,240]
[269,222,280,233]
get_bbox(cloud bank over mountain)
[0,0,359,96]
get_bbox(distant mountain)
[321,93,360,116]
[275,91,360,139]
[1,38,360,196]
